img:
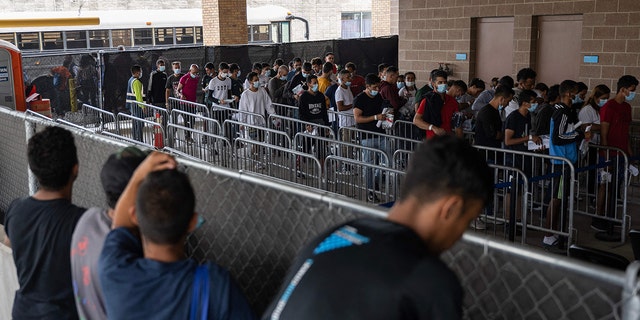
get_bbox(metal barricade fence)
[574,144,630,244]
[54,104,118,133]
[233,137,322,189]
[338,126,421,154]
[391,119,421,143]
[223,120,291,149]
[478,165,530,244]
[474,145,577,249]
[168,97,210,123]
[112,112,165,149]
[293,132,389,165]
[267,114,336,141]
[324,155,405,204]
[169,109,222,145]
[628,134,640,203]
[2,107,640,318]
[271,103,297,118]
[392,149,413,170]
[164,123,231,167]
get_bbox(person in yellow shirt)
[317,62,333,94]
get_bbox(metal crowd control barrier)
[324,155,405,204]
[164,123,231,167]
[392,149,413,170]
[474,145,577,249]
[479,164,530,244]
[267,113,336,140]
[169,108,222,149]
[271,102,297,118]
[54,104,118,133]
[338,126,420,154]
[233,137,322,189]
[210,103,267,128]
[391,119,421,143]
[574,144,630,244]
[223,120,291,150]
[112,112,165,149]
[168,97,210,117]
[293,132,389,165]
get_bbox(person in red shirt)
[378,66,407,118]
[593,75,638,232]
[413,69,459,139]
[345,62,365,97]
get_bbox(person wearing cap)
[70,146,148,320]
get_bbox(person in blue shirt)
[98,152,256,320]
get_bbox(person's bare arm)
[112,152,177,229]
[353,107,384,124]
[600,121,610,146]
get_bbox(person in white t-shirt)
[207,62,233,124]
[239,72,277,169]
[335,69,355,158]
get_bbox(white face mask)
[237,70,241,77]
[405,81,414,87]
[219,72,228,78]
[173,68,181,74]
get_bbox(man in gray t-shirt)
[70,147,147,320]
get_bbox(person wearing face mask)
[287,57,303,81]
[239,72,276,155]
[147,59,167,116]
[505,68,537,119]
[177,64,199,103]
[127,65,146,142]
[202,62,215,107]
[572,82,588,109]
[285,62,313,103]
[229,63,243,102]
[207,62,233,125]
[578,84,610,225]
[267,65,290,106]
[379,66,407,119]
[532,84,559,138]
[297,74,329,172]
[413,69,457,139]
[396,74,406,91]
[353,73,392,203]
[594,76,639,233]
[345,62,365,96]
[474,85,515,160]
[545,80,591,250]
[164,61,182,106]
[335,69,355,155]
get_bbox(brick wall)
[399,0,640,117]
[201,0,247,45]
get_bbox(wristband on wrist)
[529,135,532,141]
[374,115,377,121]
[428,124,433,131]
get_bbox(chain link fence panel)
[0,108,637,319]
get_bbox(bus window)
[248,25,269,43]
[0,33,16,45]
[134,29,153,46]
[65,31,88,49]
[89,30,109,48]
[155,28,174,45]
[42,32,63,50]
[17,33,40,51]
[112,29,132,47]
[195,27,203,44]
[175,27,194,44]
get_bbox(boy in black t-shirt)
[4,126,86,320]
[263,136,493,320]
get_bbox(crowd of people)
[3,125,490,319]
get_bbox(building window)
[341,12,371,39]
[248,24,270,43]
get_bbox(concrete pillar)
[202,0,248,46]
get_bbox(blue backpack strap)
[189,264,210,320]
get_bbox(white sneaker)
[470,218,486,230]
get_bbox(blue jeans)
[131,105,144,142]
[361,137,390,190]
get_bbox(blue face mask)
[573,95,583,105]
[436,83,447,93]
[280,76,287,81]
[312,84,319,92]
[370,90,379,96]
[253,81,260,89]
[529,103,538,113]
[626,91,636,102]
[302,72,309,78]
[498,105,504,111]
[397,82,405,89]
[598,99,608,107]
[158,65,166,72]
[345,81,352,87]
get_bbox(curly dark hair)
[27,126,78,190]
